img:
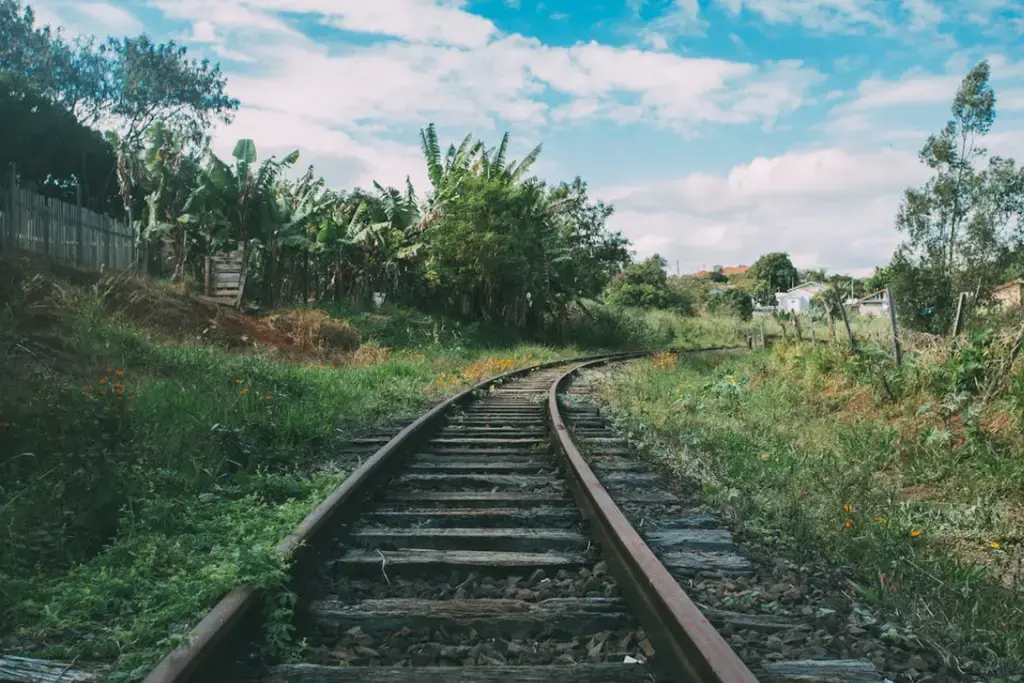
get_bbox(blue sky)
[28,0,1024,275]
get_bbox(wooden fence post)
[839,301,857,353]
[42,197,51,258]
[886,288,902,367]
[6,163,16,253]
[128,204,136,271]
[75,184,84,265]
[104,218,111,270]
[760,318,766,349]
[793,313,803,341]
[952,292,968,337]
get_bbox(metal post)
[886,288,902,367]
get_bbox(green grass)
[601,343,1024,678]
[0,276,573,680]
[640,310,753,349]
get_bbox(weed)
[601,344,1024,676]
[0,261,573,678]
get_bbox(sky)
[25,0,1024,277]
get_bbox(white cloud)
[209,33,819,135]
[598,147,930,275]
[210,108,428,190]
[713,0,891,34]
[900,0,944,30]
[75,2,143,33]
[314,1,497,48]
[23,0,142,36]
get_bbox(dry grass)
[268,309,361,353]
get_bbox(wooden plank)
[760,659,879,682]
[661,550,754,576]
[348,527,588,552]
[393,474,564,490]
[330,548,590,572]
[429,438,547,446]
[364,507,580,528]
[407,459,554,473]
[381,492,571,506]
[306,597,632,637]
[643,529,735,551]
[699,608,803,632]
[253,663,652,682]
[0,656,108,682]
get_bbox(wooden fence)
[0,182,136,271]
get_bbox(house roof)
[993,278,1024,292]
[783,281,826,294]
[856,288,888,304]
[694,265,748,277]
[721,265,749,276]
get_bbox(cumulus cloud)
[598,147,931,276]
[24,0,142,36]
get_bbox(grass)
[640,309,754,349]
[0,258,578,681]
[601,341,1024,679]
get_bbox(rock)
[514,588,536,601]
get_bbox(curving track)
[145,352,873,683]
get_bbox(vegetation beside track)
[0,257,597,681]
[601,342,1024,680]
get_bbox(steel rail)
[547,354,760,683]
[142,350,646,683]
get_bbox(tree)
[749,252,799,293]
[891,60,1024,332]
[865,266,891,293]
[752,280,776,306]
[605,254,693,313]
[706,289,753,320]
[0,74,120,212]
[94,36,238,147]
[707,270,728,283]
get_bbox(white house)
[775,282,827,313]
[851,289,890,317]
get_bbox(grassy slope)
[601,345,1023,678]
[0,261,578,681]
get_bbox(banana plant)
[134,123,205,280]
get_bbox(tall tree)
[890,60,1024,332]
[749,252,799,293]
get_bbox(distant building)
[851,289,890,317]
[993,279,1024,308]
[775,282,827,313]
[695,265,749,277]
[721,265,749,276]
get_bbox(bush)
[706,289,753,321]
[558,304,668,350]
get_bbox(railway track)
[143,352,881,683]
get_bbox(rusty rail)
[547,355,759,683]
[142,351,646,683]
